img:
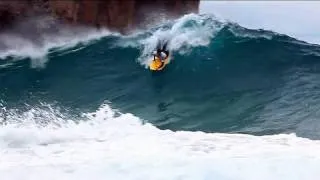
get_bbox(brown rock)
[0,0,199,33]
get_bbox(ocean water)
[1,10,320,180]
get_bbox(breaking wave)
[1,13,320,179]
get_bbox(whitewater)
[1,5,320,180]
[1,103,320,180]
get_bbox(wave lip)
[0,13,312,69]
[1,104,320,180]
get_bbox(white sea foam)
[1,103,320,180]
[0,16,115,68]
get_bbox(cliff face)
[132,0,199,28]
[47,0,136,32]
[0,0,199,33]
[0,0,49,29]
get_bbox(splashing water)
[1,103,320,180]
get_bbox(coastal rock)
[0,0,199,33]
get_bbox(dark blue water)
[1,14,320,139]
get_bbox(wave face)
[1,13,320,179]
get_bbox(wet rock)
[0,0,199,33]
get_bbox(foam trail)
[1,103,320,180]
[0,16,115,68]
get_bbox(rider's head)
[159,51,167,60]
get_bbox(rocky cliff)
[0,0,199,33]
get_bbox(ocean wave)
[0,13,295,69]
[0,16,115,68]
[1,13,320,138]
[1,103,320,180]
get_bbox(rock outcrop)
[0,0,199,33]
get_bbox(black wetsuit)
[153,40,170,69]
[153,50,169,69]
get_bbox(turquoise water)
[2,14,320,138]
[1,14,320,179]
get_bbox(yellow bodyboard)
[149,57,170,71]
